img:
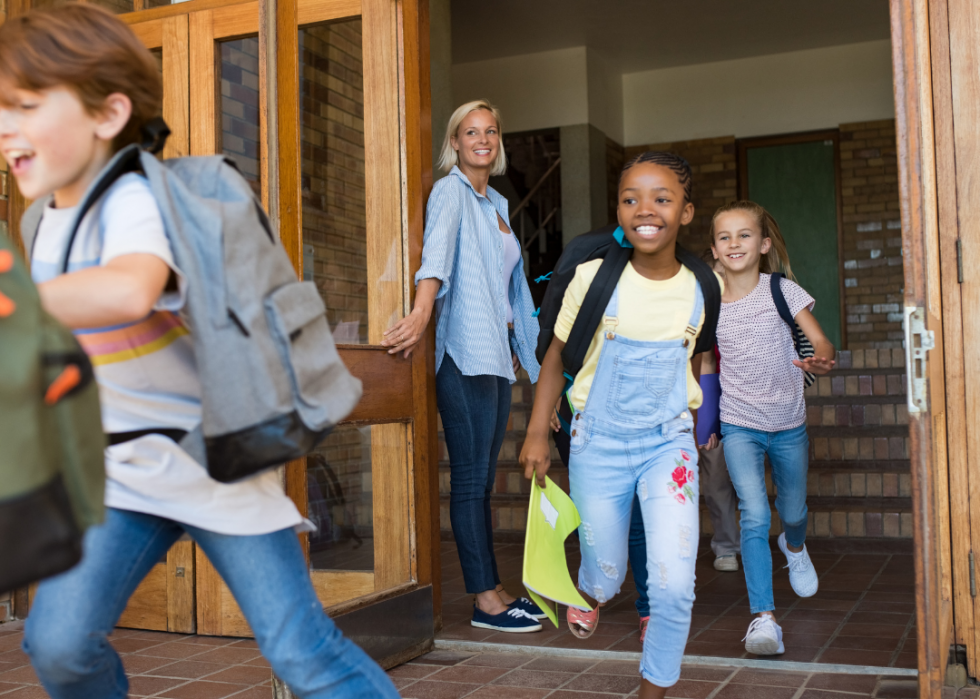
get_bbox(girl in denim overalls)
[522,152,719,699]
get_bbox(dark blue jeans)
[628,496,651,617]
[437,353,511,594]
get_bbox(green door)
[746,140,842,348]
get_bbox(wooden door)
[891,0,954,694]
[116,0,438,661]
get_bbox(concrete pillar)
[560,123,613,245]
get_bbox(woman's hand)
[520,435,551,489]
[381,278,440,358]
[381,307,429,358]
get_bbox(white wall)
[623,40,894,146]
[452,47,589,134]
[586,50,624,144]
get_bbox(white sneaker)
[743,615,784,655]
[713,554,739,572]
[778,532,819,597]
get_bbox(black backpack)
[770,273,816,388]
[534,224,721,456]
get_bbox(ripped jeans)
[569,415,699,687]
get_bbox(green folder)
[522,476,592,628]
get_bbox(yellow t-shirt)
[554,260,724,413]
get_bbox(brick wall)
[624,137,738,254]
[839,120,903,350]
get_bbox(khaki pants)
[700,443,740,556]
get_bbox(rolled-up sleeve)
[414,177,463,300]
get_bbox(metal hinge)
[957,239,964,283]
[970,551,976,597]
[904,306,935,414]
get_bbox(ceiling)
[451,0,891,73]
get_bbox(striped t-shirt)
[31,173,201,435]
[31,173,306,535]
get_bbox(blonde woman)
[382,100,543,633]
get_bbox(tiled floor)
[0,622,273,698]
[392,648,940,699]
[438,540,918,668]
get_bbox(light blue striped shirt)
[415,166,541,384]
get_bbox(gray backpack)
[21,134,362,483]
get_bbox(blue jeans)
[436,353,511,594]
[720,422,809,614]
[23,508,399,699]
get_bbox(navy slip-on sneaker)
[471,605,542,633]
[508,596,547,620]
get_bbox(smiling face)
[711,209,772,274]
[617,162,694,257]
[450,108,499,173]
[0,86,128,207]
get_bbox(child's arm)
[38,253,172,330]
[521,336,568,488]
[794,308,836,375]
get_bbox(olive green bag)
[0,232,105,592]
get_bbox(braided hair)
[619,151,693,203]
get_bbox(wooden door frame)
[891,0,955,694]
[736,129,847,350]
[119,0,436,640]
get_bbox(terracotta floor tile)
[491,668,576,689]
[798,691,870,699]
[679,666,735,682]
[157,680,251,699]
[729,668,808,687]
[463,686,551,699]
[875,679,919,699]
[460,652,529,669]
[397,679,482,699]
[586,659,640,676]
[546,691,625,698]
[715,682,798,699]
[427,664,510,684]
[388,663,444,679]
[223,688,272,699]
[0,680,29,693]
[187,648,262,666]
[145,660,231,680]
[410,650,476,666]
[124,653,178,675]
[561,672,641,694]
[136,642,209,660]
[200,665,272,685]
[128,674,190,696]
[827,635,901,652]
[523,656,597,673]
[0,686,51,698]
[805,673,877,694]
[666,679,721,699]
[112,637,169,654]
[0,665,39,684]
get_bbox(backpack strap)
[770,272,805,342]
[676,247,720,355]
[55,145,143,274]
[560,233,631,377]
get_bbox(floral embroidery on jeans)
[668,453,696,504]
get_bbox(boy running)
[0,6,397,698]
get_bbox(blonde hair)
[437,99,507,176]
[711,200,795,281]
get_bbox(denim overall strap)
[683,282,705,348]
